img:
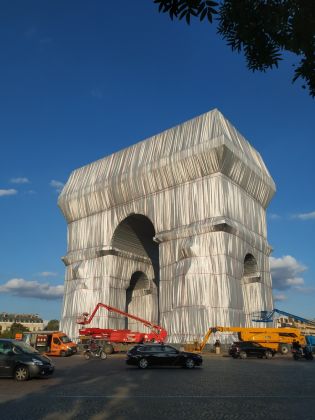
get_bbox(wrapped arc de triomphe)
[59,109,276,343]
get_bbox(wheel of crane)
[279,344,289,355]
[104,344,114,354]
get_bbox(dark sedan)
[229,341,276,359]
[126,343,202,369]
[0,339,55,381]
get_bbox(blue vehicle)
[305,335,315,353]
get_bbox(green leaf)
[207,9,213,23]
[179,10,187,20]
[200,8,208,21]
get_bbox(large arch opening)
[111,214,159,326]
[111,214,159,282]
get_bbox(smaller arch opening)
[242,254,261,284]
[125,271,150,328]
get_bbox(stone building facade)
[0,313,44,333]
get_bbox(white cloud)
[268,213,281,220]
[285,277,304,286]
[10,177,30,184]
[0,189,17,197]
[50,180,64,193]
[273,293,287,302]
[270,255,307,291]
[0,278,64,300]
[39,272,57,277]
[293,286,315,294]
[294,211,315,220]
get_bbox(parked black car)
[126,343,202,369]
[229,341,276,359]
[0,339,55,381]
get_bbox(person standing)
[214,339,221,354]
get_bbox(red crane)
[77,303,167,352]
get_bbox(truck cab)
[16,331,77,357]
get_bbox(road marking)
[56,395,315,399]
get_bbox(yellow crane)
[189,326,306,354]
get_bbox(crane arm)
[212,326,243,333]
[272,309,315,326]
[199,329,212,351]
[197,327,242,352]
[254,309,315,326]
[77,302,165,333]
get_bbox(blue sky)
[0,1,314,321]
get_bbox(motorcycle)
[292,347,313,361]
[83,345,107,360]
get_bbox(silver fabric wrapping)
[59,109,275,342]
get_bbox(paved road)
[0,353,314,420]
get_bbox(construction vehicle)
[76,302,167,354]
[15,331,77,357]
[187,326,312,354]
